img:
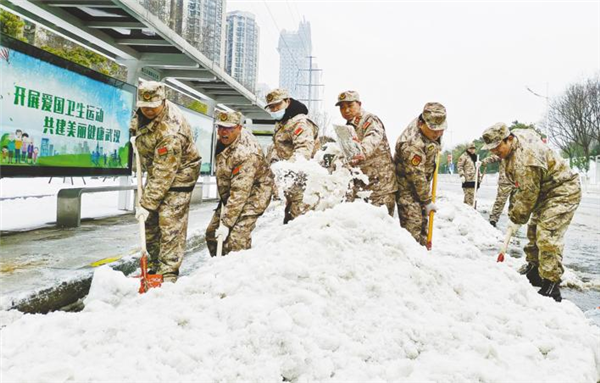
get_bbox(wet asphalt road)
[439,178,600,312]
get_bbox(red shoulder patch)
[411,155,422,166]
[294,127,304,136]
[157,147,168,156]
[232,165,241,176]
[363,121,372,130]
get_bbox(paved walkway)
[0,201,218,313]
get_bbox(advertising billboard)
[0,34,135,178]
[179,105,215,175]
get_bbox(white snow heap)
[2,200,600,382]
[270,152,368,211]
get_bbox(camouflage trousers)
[206,207,260,256]
[145,191,193,282]
[524,190,581,282]
[284,190,315,224]
[397,190,428,246]
[489,183,512,223]
[368,193,397,217]
[462,187,475,206]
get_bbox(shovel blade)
[139,274,163,294]
[137,253,163,294]
[497,252,505,262]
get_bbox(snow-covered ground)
[2,197,600,382]
[0,177,132,231]
[2,162,600,382]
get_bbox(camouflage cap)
[468,142,476,149]
[335,90,360,106]
[265,88,289,107]
[482,122,510,150]
[137,80,166,108]
[421,102,447,131]
[215,110,243,128]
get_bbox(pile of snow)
[270,152,368,211]
[2,200,600,382]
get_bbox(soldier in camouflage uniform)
[480,154,512,226]
[265,88,319,223]
[336,91,398,216]
[394,103,447,246]
[130,81,201,282]
[205,111,274,256]
[457,142,481,206]
[482,123,581,302]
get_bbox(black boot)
[538,279,562,302]
[490,221,497,227]
[518,263,543,287]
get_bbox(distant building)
[225,11,259,92]
[278,20,312,102]
[136,0,225,68]
[139,0,170,24]
[169,0,186,35]
[185,0,226,68]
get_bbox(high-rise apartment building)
[186,0,226,68]
[169,0,185,36]
[138,0,226,68]
[278,20,311,102]
[225,11,259,93]
[139,0,171,26]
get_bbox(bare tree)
[586,75,600,144]
[547,77,598,171]
[310,111,333,138]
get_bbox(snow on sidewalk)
[2,199,599,382]
[0,177,131,231]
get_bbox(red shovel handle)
[497,253,505,262]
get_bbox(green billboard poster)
[0,34,135,178]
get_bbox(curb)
[10,234,207,314]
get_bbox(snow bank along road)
[2,199,599,382]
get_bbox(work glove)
[507,221,521,234]
[424,202,438,215]
[460,175,466,183]
[135,205,150,222]
[216,225,230,241]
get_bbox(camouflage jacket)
[273,114,319,161]
[457,152,478,183]
[394,118,441,204]
[130,100,201,211]
[505,130,580,226]
[216,129,274,228]
[480,154,510,185]
[348,109,397,197]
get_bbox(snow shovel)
[496,225,515,263]
[333,124,363,161]
[426,152,441,251]
[130,137,163,294]
[472,155,480,209]
[216,204,226,257]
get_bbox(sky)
[228,0,600,149]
